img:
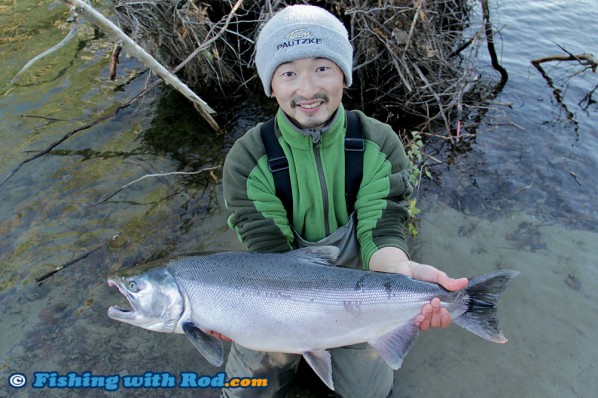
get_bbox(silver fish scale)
[165,251,467,352]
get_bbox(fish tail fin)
[453,269,520,343]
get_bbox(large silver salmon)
[107,246,519,390]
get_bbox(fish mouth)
[107,305,135,319]
[107,277,136,320]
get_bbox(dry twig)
[531,53,598,70]
[0,76,157,188]
[61,0,219,130]
[36,245,104,284]
[85,166,220,206]
[481,0,508,83]
[8,16,79,89]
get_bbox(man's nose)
[296,74,319,98]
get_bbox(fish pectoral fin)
[368,321,421,370]
[182,322,224,367]
[302,350,334,391]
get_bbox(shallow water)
[1,0,597,397]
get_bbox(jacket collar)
[276,104,346,150]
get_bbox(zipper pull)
[310,128,322,145]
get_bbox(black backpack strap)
[260,118,294,223]
[344,111,364,215]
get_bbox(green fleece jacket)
[222,105,413,268]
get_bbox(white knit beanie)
[255,5,353,96]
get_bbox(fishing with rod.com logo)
[8,371,267,391]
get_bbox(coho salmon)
[107,246,519,390]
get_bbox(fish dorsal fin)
[302,350,334,391]
[182,322,224,367]
[293,246,339,266]
[368,322,421,370]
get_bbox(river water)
[0,1,596,397]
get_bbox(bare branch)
[481,0,508,82]
[0,74,156,188]
[84,166,220,206]
[8,16,79,88]
[36,245,103,284]
[60,0,220,130]
[531,53,598,70]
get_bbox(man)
[221,5,468,397]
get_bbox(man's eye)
[316,66,329,72]
[281,71,295,78]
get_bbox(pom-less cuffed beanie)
[255,5,353,96]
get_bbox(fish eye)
[125,279,139,292]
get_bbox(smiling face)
[270,57,345,129]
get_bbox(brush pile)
[111,0,488,131]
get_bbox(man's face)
[270,58,345,129]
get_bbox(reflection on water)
[424,0,598,232]
[406,204,598,398]
[1,0,597,397]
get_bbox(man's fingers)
[408,262,468,292]
[417,298,452,331]
[440,308,451,328]
[417,304,432,331]
[439,275,469,291]
[429,298,443,328]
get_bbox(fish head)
[107,264,184,333]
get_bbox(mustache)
[291,93,329,108]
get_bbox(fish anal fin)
[182,322,224,367]
[368,322,421,370]
[302,350,334,391]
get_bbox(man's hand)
[369,247,468,331]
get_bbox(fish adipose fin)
[453,269,521,343]
[182,322,224,366]
[303,350,334,390]
[368,321,421,370]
